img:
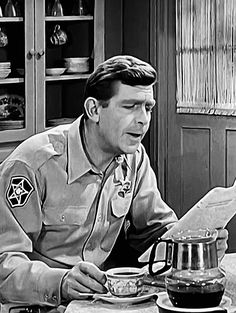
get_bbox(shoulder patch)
[6,176,34,208]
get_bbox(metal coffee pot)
[148,228,226,308]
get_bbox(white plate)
[156,291,232,312]
[46,68,66,76]
[0,62,11,68]
[93,286,159,304]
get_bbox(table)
[64,253,236,313]
[222,253,236,305]
[64,298,158,313]
[1,254,236,313]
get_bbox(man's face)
[97,81,156,155]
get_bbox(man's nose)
[136,107,150,125]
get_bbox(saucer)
[93,286,159,304]
[156,291,232,313]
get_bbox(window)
[176,0,236,115]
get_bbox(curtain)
[176,0,236,115]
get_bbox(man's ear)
[84,97,100,122]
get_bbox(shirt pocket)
[43,205,88,226]
[100,195,132,252]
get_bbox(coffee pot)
[148,228,226,308]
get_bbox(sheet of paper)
[139,184,236,263]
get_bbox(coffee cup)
[106,267,144,297]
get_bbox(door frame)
[149,0,170,198]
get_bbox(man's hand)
[216,228,228,261]
[61,261,107,301]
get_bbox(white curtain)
[176,0,236,115]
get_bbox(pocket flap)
[111,196,131,218]
[43,206,88,225]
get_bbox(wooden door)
[157,0,236,252]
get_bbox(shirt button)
[54,142,64,153]
[87,243,94,250]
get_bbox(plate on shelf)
[0,62,11,68]
[0,94,24,120]
[93,286,159,304]
[16,68,24,76]
[46,68,66,76]
[0,119,24,130]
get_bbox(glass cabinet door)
[0,0,34,142]
[35,0,104,132]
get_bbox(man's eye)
[123,104,135,109]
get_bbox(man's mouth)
[127,132,143,139]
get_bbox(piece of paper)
[139,184,236,263]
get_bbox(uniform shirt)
[0,116,177,306]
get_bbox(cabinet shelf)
[45,73,89,81]
[0,17,23,22]
[45,15,93,22]
[0,78,24,84]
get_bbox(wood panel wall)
[105,0,236,252]
[104,0,159,175]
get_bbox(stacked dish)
[16,68,25,76]
[0,94,25,130]
[46,68,66,76]
[0,62,11,79]
[64,57,89,73]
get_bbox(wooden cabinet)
[0,0,104,161]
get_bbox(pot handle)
[148,238,173,276]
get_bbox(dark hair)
[83,55,157,117]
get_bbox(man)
[0,55,228,306]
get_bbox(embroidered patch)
[6,176,34,208]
